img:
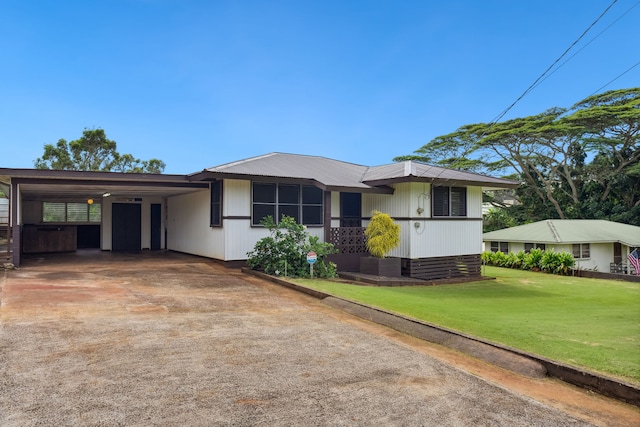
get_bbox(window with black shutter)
[432,186,467,217]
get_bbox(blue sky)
[1,0,638,174]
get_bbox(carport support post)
[11,181,20,267]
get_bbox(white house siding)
[331,192,340,228]
[467,187,483,218]
[167,189,225,259]
[363,182,414,218]
[223,179,250,217]
[567,242,610,271]
[543,244,604,271]
[409,221,482,258]
[362,183,482,259]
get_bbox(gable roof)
[483,219,640,247]
[189,152,519,192]
[363,161,519,188]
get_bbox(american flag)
[628,249,640,276]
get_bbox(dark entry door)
[340,192,362,227]
[112,203,141,252]
[151,204,161,250]
[614,242,622,264]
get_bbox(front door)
[614,242,622,264]
[112,203,141,253]
[340,192,362,227]
[151,204,161,250]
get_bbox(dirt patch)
[1,252,638,426]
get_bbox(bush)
[524,248,544,271]
[247,215,337,278]
[482,248,575,276]
[364,210,400,258]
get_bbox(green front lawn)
[292,266,640,383]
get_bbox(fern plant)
[364,210,400,258]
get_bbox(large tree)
[34,128,166,173]
[395,88,640,226]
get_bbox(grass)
[291,266,640,384]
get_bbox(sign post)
[306,251,317,278]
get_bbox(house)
[483,219,640,273]
[1,153,518,280]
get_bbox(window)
[572,243,590,259]
[42,202,101,223]
[252,183,323,226]
[433,186,466,217]
[524,243,546,253]
[490,241,509,253]
[210,180,222,226]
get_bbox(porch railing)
[328,227,367,254]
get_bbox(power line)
[489,0,619,125]
[589,60,640,96]
[530,0,640,93]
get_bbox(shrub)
[524,248,544,271]
[481,248,575,276]
[364,210,400,258]
[247,215,337,278]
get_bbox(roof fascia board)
[0,168,190,183]
[364,176,520,189]
[324,185,394,194]
[191,171,394,194]
[12,177,209,189]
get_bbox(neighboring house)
[483,219,640,273]
[1,153,517,280]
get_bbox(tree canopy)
[395,88,640,227]
[34,128,166,174]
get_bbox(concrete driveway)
[1,251,637,426]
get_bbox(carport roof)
[0,168,208,200]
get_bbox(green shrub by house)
[483,248,575,276]
[247,215,337,278]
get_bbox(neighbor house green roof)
[483,219,640,247]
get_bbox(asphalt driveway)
[0,251,637,426]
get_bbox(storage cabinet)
[22,225,77,253]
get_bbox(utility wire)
[489,0,619,125]
[589,60,640,96]
[530,0,640,93]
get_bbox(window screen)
[252,183,323,226]
[210,180,222,226]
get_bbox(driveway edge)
[242,268,640,407]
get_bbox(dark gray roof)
[363,161,519,188]
[190,153,519,191]
[194,153,373,191]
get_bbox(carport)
[0,168,208,267]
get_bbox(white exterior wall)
[165,179,328,262]
[167,189,224,258]
[362,182,483,259]
[331,192,340,228]
[559,242,611,271]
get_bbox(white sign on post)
[307,251,317,278]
